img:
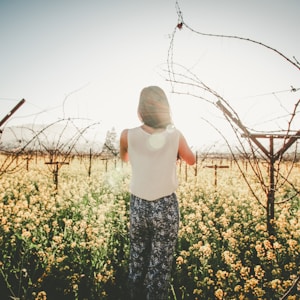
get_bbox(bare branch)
[174,0,300,72]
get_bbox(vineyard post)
[205,164,229,190]
[45,160,69,190]
[194,151,198,177]
[268,135,275,237]
[105,158,108,172]
[88,148,92,177]
[25,155,32,171]
[178,159,182,174]
[249,133,300,237]
[217,100,300,236]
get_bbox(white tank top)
[128,126,180,201]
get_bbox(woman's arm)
[119,129,129,162]
[178,132,196,165]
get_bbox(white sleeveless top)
[127,126,180,201]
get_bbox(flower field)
[0,155,299,299]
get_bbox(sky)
[1,0,299,150]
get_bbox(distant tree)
[102,127,118,158]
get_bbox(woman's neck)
[141,124,165,134]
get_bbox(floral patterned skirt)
[128,193,179,300]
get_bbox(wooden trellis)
[217,100,300,236]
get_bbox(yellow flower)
[56,256,67,263]
[216,270,229,280]
[35,290,47,300]
[284,262,296,272]
[21,229,32,239]
[193,288,202,295]
[273,241,281,249]
[63,218,73,227]
[43,224,51,234]
[255,242,265,258]
[70,241,77,248]
[287,239,298,249]
[215,288,224,299]
[223,250,236,265]
[263,239,273,250]
[234,285,242,293]
[1,216,7,225]
[245,278,258,292]
[270,278,281,290]
[176,256,184,265]
[266,250,276,261]
[52,235,63,244]
[240,266,250,279]
[254,265,265,280]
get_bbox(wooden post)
[45,161,69,190]
[0,99,26,130]
[194,151,198,177]
[217,98,300,237]
[247,133,299,237]
[25,156,32,171]
[88,148,92,177]
[105,159,108,172]
[205,164,229,190]
[267,136,275,237]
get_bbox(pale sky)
[1,0,299,149]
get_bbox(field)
[0,155,299,299]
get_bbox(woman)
[120,86,195,299]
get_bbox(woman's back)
[128,126,180,201]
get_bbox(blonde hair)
[138,86,172,129]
